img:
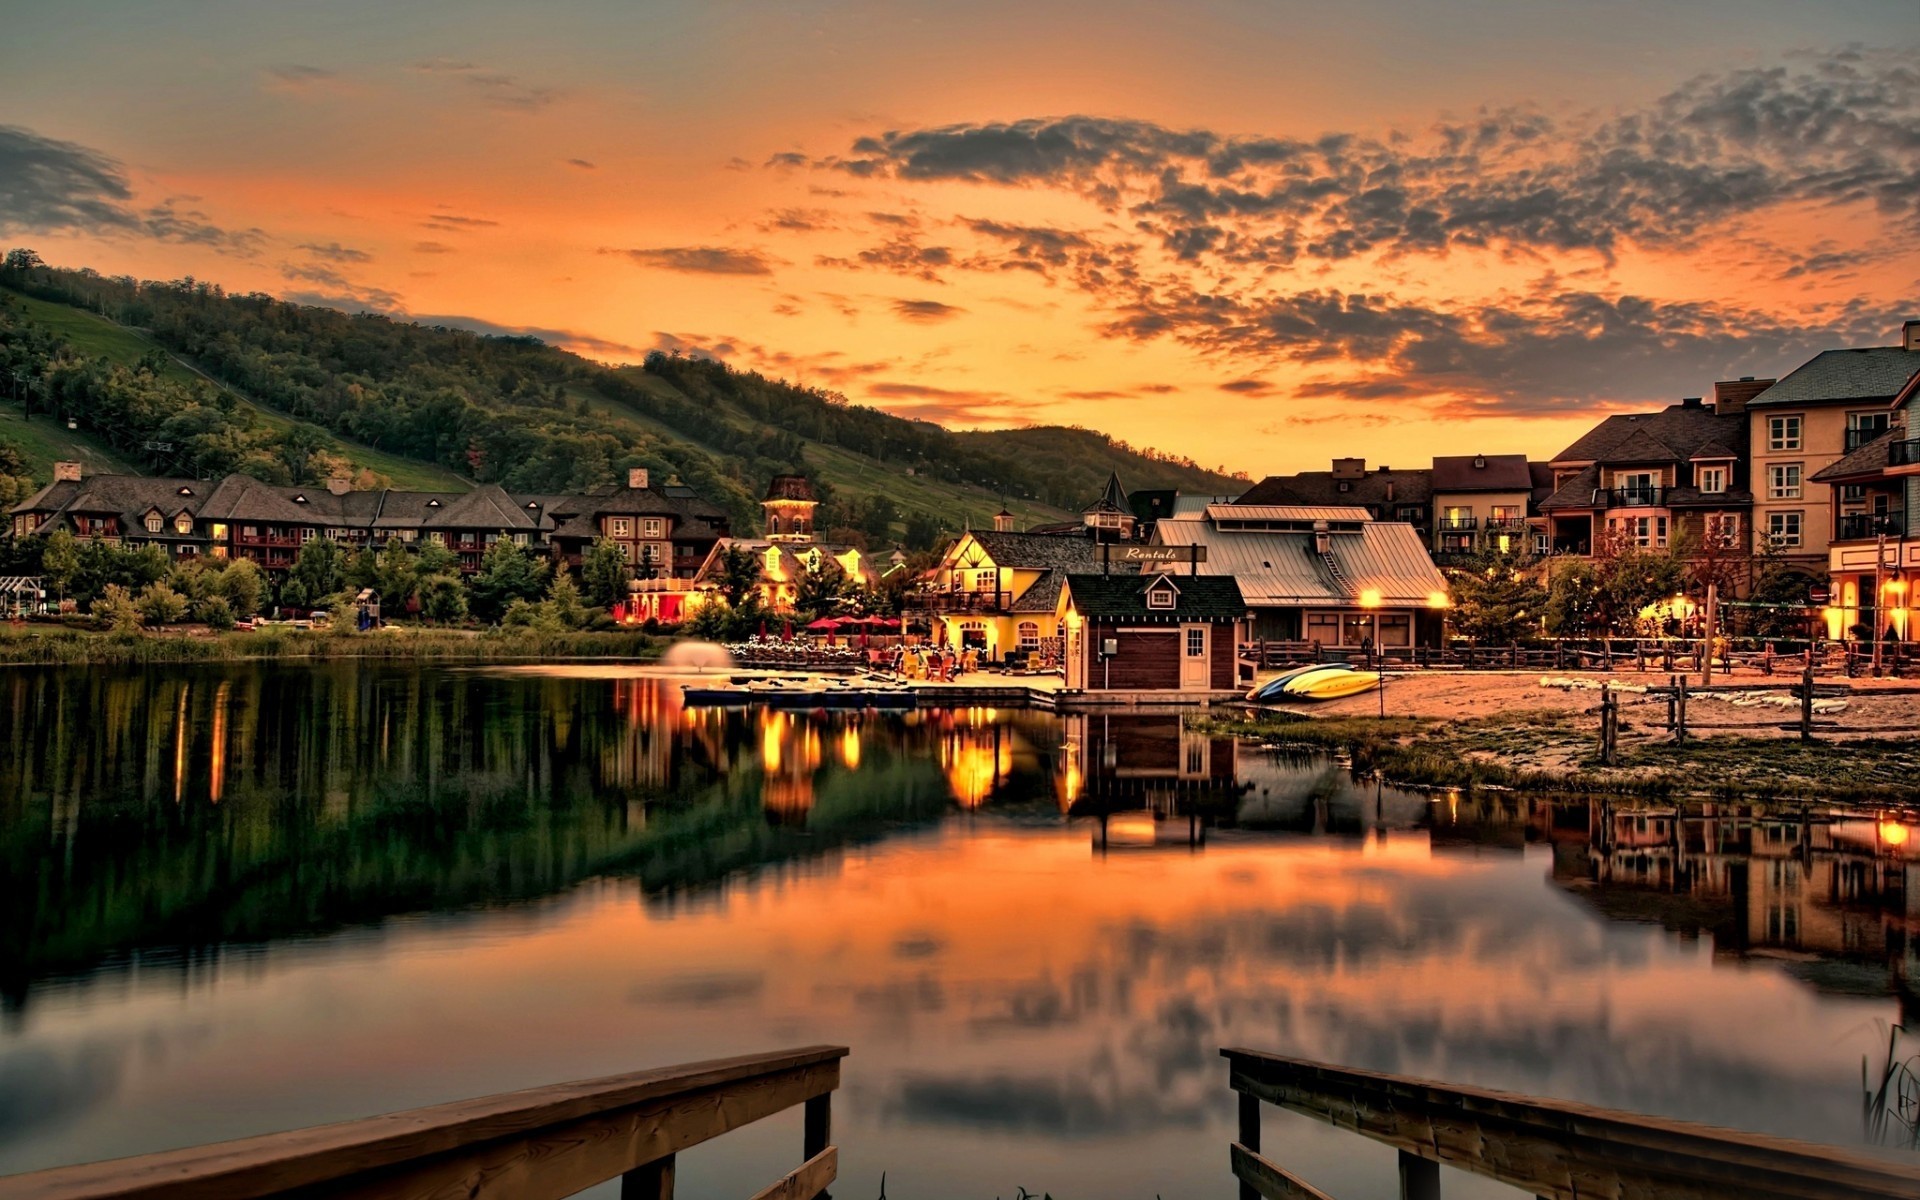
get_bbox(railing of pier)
[1223,1047,1920,1200]
[0,1045,847,1200]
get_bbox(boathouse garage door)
[1180,624,1210,690]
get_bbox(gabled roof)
[693,537,879,587]
[1430,454,1533,492]
[1748,347,1920,408]
[1060,572,1245,620]
[950,529,1102,572]
[1237,466,1432,508]
[1688,441,1738,462]
[1810,428,1899,483]
[1550,402,1746,466]
[422,483,540,530]
[198,475,316,524]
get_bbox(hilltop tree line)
[0,253,1243,550]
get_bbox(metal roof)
[1155,516,1445,607]
[1206,504,1374,523]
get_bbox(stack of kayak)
[1246,662,1382,704]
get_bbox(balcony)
[1484,516,1529,530]
[1847,426,1892,452]
[1436,517,1477,532]
[1838,511,1906,542]
[1597,487,1665,509]
[906,589,1013,614]
[1889,439,1920,466]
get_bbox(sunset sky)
[3,1,1917,476]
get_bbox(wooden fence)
[0,1045,847,1200]
[1224,1047,1920,1200]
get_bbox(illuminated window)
[1016,621,1041,650]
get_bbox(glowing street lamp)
[1360,590,1385,718]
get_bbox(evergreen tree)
[1446,551,1549,645]
[468,540,549,623]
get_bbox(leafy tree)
[714,543,762,608]
[794,558,854,622]
[135,582,189,627]
[373,539,418,613]
[1446,551,1549,644]
[193,594,235,629]
[468,540,549,623]
[41,529,79,604]
[1545,561,1606,637]
[412,538,458,579]
[215,559,264,620]
[684,597,730,641]
[418,573,467,623]
[1600,547,1686,635]
[0,439,34,508]
[546,573,587,629]
[1751,566,1822,640]
[580,538,629,608]
[287,538,344,608]
[90,583,139,633]
[3,248,43,271]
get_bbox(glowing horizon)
[3,1,1916,478]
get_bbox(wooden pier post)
[1598,683,1617,766]
[1675,675,1688,743]
[1801,655,1815,743]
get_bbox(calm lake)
[1,663,1913,1197]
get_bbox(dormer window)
[174,514,193,534]
[1147,585,1177,610]
[427,499,441,508]
[293,494,308,504]
[145,513,163,533]
[176,486,194,496]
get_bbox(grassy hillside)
[1,288,466,491]
[0,260,1245,545]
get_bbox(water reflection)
[0,665,1915,1197]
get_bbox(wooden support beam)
[747,1148,837,1200]
[1229,1143,1338,1200]
[621,1154,673,1200]
[1398,1149,1440,1200]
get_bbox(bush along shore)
[0,623,668,665]
[1188,708,1920,805]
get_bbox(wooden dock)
[0,1046,847,1200]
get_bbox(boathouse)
[1151,504,1449,648]
[1056,572,1246,694]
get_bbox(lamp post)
[1360,589,1384,718]
[1873,516,1900,676]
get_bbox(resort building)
[1235,460,1433,542]
[1428,454,1544,561]
[920,527,1102,661]
[1057,572,1247,694]
[678,474,879,616]
[1747,325,1920,575]
[1805,341,1920,642]
[1538,397,1752,562]
[9,463,731,577]
[1150,504,1449,649]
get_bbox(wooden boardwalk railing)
[0,1045,847,1200]
[1224,1047,1920,1200]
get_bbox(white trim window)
[1768,511,1803,548]
[610,517,632,537]
[1696,465,1726,494]
[1016,621,1041,651]
[144,513,163,533]
[1767,463,1802,500]
[1147,586,1177,610]
[1767,415,1802,452]
[642,518,663,538]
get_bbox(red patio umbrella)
[805,616,843,631]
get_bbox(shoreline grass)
[1189,708,1920,805]
[0,625,668,665]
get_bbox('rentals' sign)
[1111,545,1206,563]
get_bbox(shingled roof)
[1237,465,1432,509]
[1748,347,1920,408]
[1810,428,1899,483]
[1060,573,1246,620]
[1550,401,1747,467]
[961,529,1102,571]
[1430,454,1532,492]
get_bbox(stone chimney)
[52,461,82,482]
[993,507,1015,532]
[628,468,650,490]
[1330,457,1366,481]
[1904,320,1920,352]
[1712,377,1774,416]
[327,475,352,496]
[1681,396,1704,410]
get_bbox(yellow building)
[920,527,1103,660]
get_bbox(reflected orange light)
[761,711,784,774]
[1880,820,1910,847]
[209,680,229,805]
[840,725,861,770]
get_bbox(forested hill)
[0,257,1246,547]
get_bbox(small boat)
[682,687,755,707]
[1275,663,1361,697]
[1286,669,1383,702]
[1248,662,1349,703]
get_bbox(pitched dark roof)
[1062,573,1246,620]
[1688,440,1738,462]
[963,530,1102,571]
[1539,462,1753,511]
[1748,347,1920,408]
[1810,428,1898,483]
[424,484,541,530]
[1009,571,1068,612]
[1237,466,1432,508]
[764,474,816,502]
[1084,472,1129,514]
[1430,454,1533,492]
[1550,402,1747,466]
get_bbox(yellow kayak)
[1286,669,1383,701]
